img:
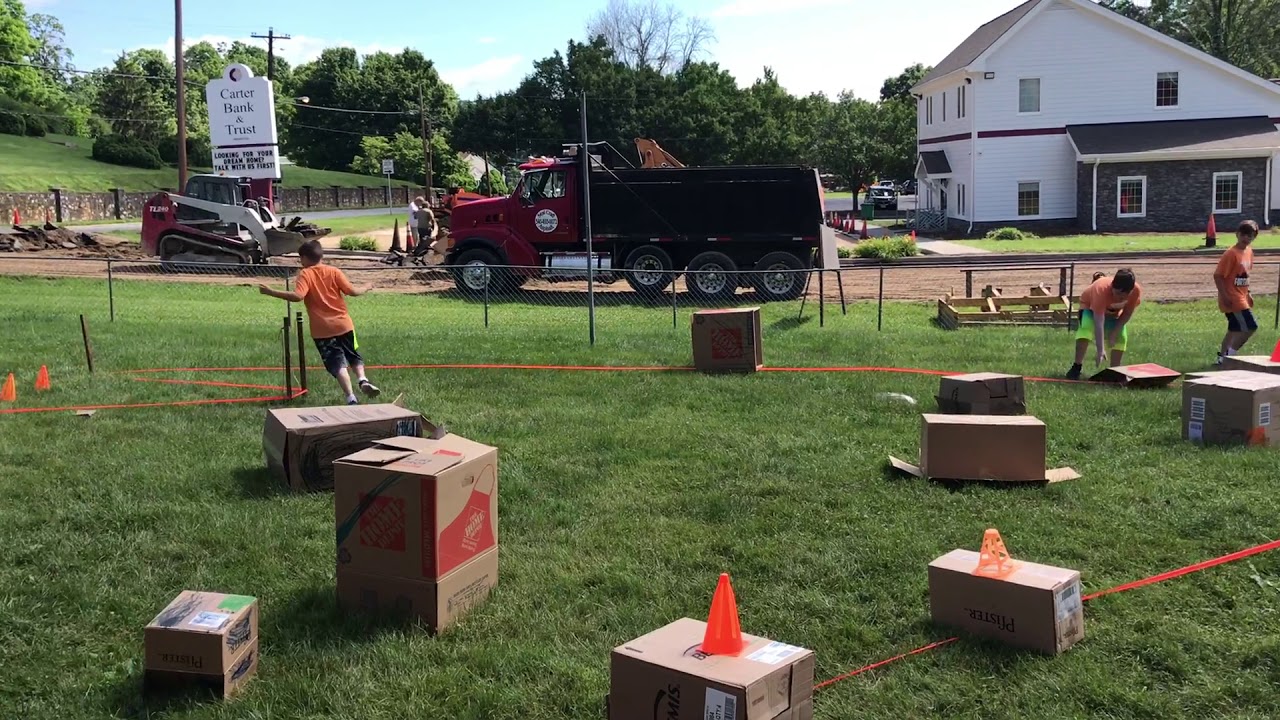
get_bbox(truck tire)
[751,251,809,302]
[450,247,513,295]
[622,246,674,294]
[685,251,739,303]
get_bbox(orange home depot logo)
[358,494,406,551]
[709,327,745,360]
[462,508,485,550]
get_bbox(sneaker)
[1214,353,1225,366]
[359,379,381,398]
[1065,364,1082,381]
[346,394,359,405]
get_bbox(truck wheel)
[450,247,511,294]
[685,251,739,303]
[622,246,674,294]
[751,252,809,302]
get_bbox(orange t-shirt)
[1214,245,1253,313]
[293,263,356,339]
[1080,276,1142,318]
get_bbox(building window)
[957,183,967,217]
[926,96,933,125]
[1017,181,1040,217]
[957,85,966,119]
[1117,176,1147,217]
[1018,78,1040,114]
[1156,71,1179,108]
[1212,171,1242,214]
[943,91,947,121]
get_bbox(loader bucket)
[263,228,309,257]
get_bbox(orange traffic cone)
[909,230,917,241]
[35,365,50,391]
[1,372,15,402]
[860,219,870,240]
[972,528,1017,579]
[1270,338,1280,363]
[389,218,403,253]
[1205,213,1217,248]
[700,573,744,656]
[11,209,19,226]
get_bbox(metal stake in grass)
[80,314,94,373]
[295,311,308,392]
[283,315,293,400]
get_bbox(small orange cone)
[860,219,870,240]
[1,372,15,402]
[35,365,50,391]
[11,209,18,226]
[909,230,917,241]
[1205,213,1217,248]
[700,573,744,656]
[1270,339,1280,363]
[972,528,1017,579]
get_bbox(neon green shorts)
[1076,309,1127,351]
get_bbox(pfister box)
[144,591,259,698]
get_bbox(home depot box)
[1221,355,1280,376]
[937,373,1026,415]
[928,550,1084,655]
[692,308,763,373]
[609,618,814,720]
[1182,370,1280,447]
[336,546,498,633]
[144,591,259,698]
[264,404,429,492]
[334,434,498,581]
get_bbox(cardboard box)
[264,404,430,492]
[144,591,259,698]
[1090,363,1181,388]
[928,549,1084,655]
[337,546,498,633]
[692,308,763,373]
[608,617,814,720]
[335,434,498,581]
[1221,355,1280,376]
[937,373,1026,415]
[890,414,1078,484]
[1182,370,1280,447]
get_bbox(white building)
[911,0,1280,234]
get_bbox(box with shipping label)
[264,404,429,493]
[889,414,1078,484]
[144,591,259,698]
[336,547,498,634]
[1182,370,1280,447]
[1221,355,1280,376]
[692,308,763,373]
[608,617,814,720]
[334,434,498,581]
[936,372,1026,415]
[928,549,1084,655]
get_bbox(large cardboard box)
[336,547,498,633]
[334,434,498,581]
[1090,363,1181,388]
[1221,355,1280,376]
[692,308,763,373]
[929,549,1084,655]
[1182,370,1280,447]
[263,404,429,492]
[144,591,259,698]
[890,414,1078,483]
[608,618,814,720]
[937,373,1026,415]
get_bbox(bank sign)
[205,63,280,180]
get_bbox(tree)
[880,64,930,103]
[816,92,878,191]
[350,130,472,188]
[93,51,172,144]
[586,0,714,74]
[26,12,70,85]
[0,0,47,105]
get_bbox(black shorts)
[314,331,363,377]
[1226,309,1258,333]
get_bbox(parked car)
[897,179,917,196]
[868,186,898,211]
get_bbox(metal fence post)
[877,266,885,331]
[107,259,115,322]
[671,276,678,329]
[1068,261,1077,331]
[819,269,825,327]
[484,273,490,328]
[296,310,308,393]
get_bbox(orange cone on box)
[1270,339,1280,363]
[972,528,1017,579]
[1,373,15,402]
[699,573,744,656]
[35,365,50,391]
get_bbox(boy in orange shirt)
[1066,268,1142,380]
[259,240,381,405]
[1213,220,1258,365]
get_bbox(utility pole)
[418,83,432,195]
[175,0,187,191]
[251,27,291,81]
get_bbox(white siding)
[977,1,1280,131]
[919,83,974,142]
[974,134,1077,222]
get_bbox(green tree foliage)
[93,51,173,145]
[880,64,930,103]
[349,131,472,188]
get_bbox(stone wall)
[1076,158,1270,233]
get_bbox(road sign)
[382,159,395,175]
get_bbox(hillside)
[0,134,417,192]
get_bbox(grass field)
[959,231,1280,254]
[2,277,1280,719]
[0,134,416,192]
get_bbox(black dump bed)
[588,165,824,239]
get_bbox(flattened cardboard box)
[692,308,764,373]
[337,546,498,633]
[1090,363,1181,388]
[335,434,498,581]
[264,404,429,492]
[929,549,1084,656]
[609,617,814,720]
[144,591,259,698]
[890,414,1079,484]
[936,372,1026,415]
[1182,370,1280,447]
[1221,355,1280,376]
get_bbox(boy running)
[1066,268,1142,380]
[259,240,381,405]
[1213,220,1258,365]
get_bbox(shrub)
[339,236,378,252]
[158,134,214,166]
[853,237,919,259]
[837,246,853,259]
[22,114,47,137]
[92,134,163,169]
[0,111,25,136]
[985,227,1038,241]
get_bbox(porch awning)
[917,150,952,177]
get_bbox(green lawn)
[0,133,416,192]
[2,277,1279,719]
[960,231,1280,254]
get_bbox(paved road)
[65,206,401,235]
[824,194,918,214]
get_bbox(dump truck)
[442,145,835,302]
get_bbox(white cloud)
[711,0,843,19]
[441,55,525,96]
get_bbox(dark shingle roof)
[919,150,952,175]
[917,0,1042,87]
[1066,116,1280,156]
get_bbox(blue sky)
[33,0,1038,100]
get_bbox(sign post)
[205,63,280,206]
[382,158,395,214]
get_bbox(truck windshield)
[520,170,567,203]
